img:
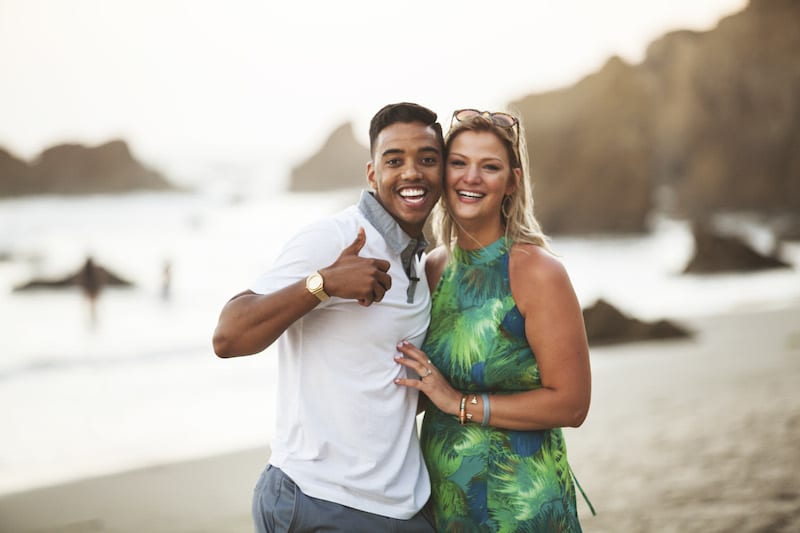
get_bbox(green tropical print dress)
[420,237,582,532]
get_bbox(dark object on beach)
[582,299,691,346]
[13,257,133,291]
[683,222,790,274]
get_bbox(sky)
[0,0,748,188]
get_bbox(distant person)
[213,103,444,532]
[394,109,593,531]
[161,259,172,301]
[78,256,104,327]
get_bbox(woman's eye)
[485,164,501,172]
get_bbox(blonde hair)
[433,112,551,253]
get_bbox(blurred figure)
[78,256,104,327]
[161,259,172,301]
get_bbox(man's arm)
[212,227,391,358]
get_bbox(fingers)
[340,227,366,257]
[394,342,436,380]
[373,258,391,273]
[396,340,427,364]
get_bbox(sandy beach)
[1,303,798,533]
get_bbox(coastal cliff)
[0,140,173,196]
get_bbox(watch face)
[308,273,323,291]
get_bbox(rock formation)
[511,0,799,234]
[0,140,173,196]
[683,222,791,274]
[288,122,370,191]
[13,258,133,291]
[511,56,655,234]
[582,299,691,346]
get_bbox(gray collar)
[358,190,428,303]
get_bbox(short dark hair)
[368,102,444,158]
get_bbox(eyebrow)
[449,151,503,162]
[381,145,441,158]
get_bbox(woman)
[395,109,592,531]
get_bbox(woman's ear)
[507,168,521,195]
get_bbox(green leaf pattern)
[421,238,582,532]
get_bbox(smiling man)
[213,103,443,532]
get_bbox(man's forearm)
[212,283,321,358]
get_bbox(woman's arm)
[395,243,591,431]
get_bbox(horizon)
[0,0,747,189]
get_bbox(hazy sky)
[0,0,747,186]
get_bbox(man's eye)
[421,157,439,166]
[386,159,401,166]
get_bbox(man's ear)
[366,160,376,190]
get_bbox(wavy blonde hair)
[433,112,551,253]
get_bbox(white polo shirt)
[250,191,431,519]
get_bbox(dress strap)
[568,463,596,516]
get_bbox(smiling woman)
[394,109,592,531]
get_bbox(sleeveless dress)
[420,237,583,532]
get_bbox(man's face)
[366,121,442,238]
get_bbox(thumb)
[341,227,366,256]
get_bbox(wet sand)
[1,304,798,532]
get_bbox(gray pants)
[252,464,435,533]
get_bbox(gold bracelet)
[458,395,467,425]
[466,394,477,422]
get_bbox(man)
[213,102,443,532]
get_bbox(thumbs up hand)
[319,227,392,306]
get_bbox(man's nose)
[401,165,422,179]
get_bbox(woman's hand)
[394,341,462,416]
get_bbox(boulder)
[582,299,691,346]
[13,258,134,292]
[683,222,791,274]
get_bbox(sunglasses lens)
[455,109,481,121]
[491,113,517,128]
[454,109,517,129]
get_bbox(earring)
[501,195,513,220]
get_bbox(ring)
[423,368,433,377]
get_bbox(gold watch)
[305,271,329,301]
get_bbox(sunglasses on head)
[451,109,519,129]
[451,109,521,166]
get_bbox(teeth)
[459,191,484,199]
[399,188,425,198]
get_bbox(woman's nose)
[462,164,481,183]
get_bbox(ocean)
[1,190,798,496]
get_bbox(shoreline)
[1,304,799,532]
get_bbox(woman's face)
[445,130,518,235]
